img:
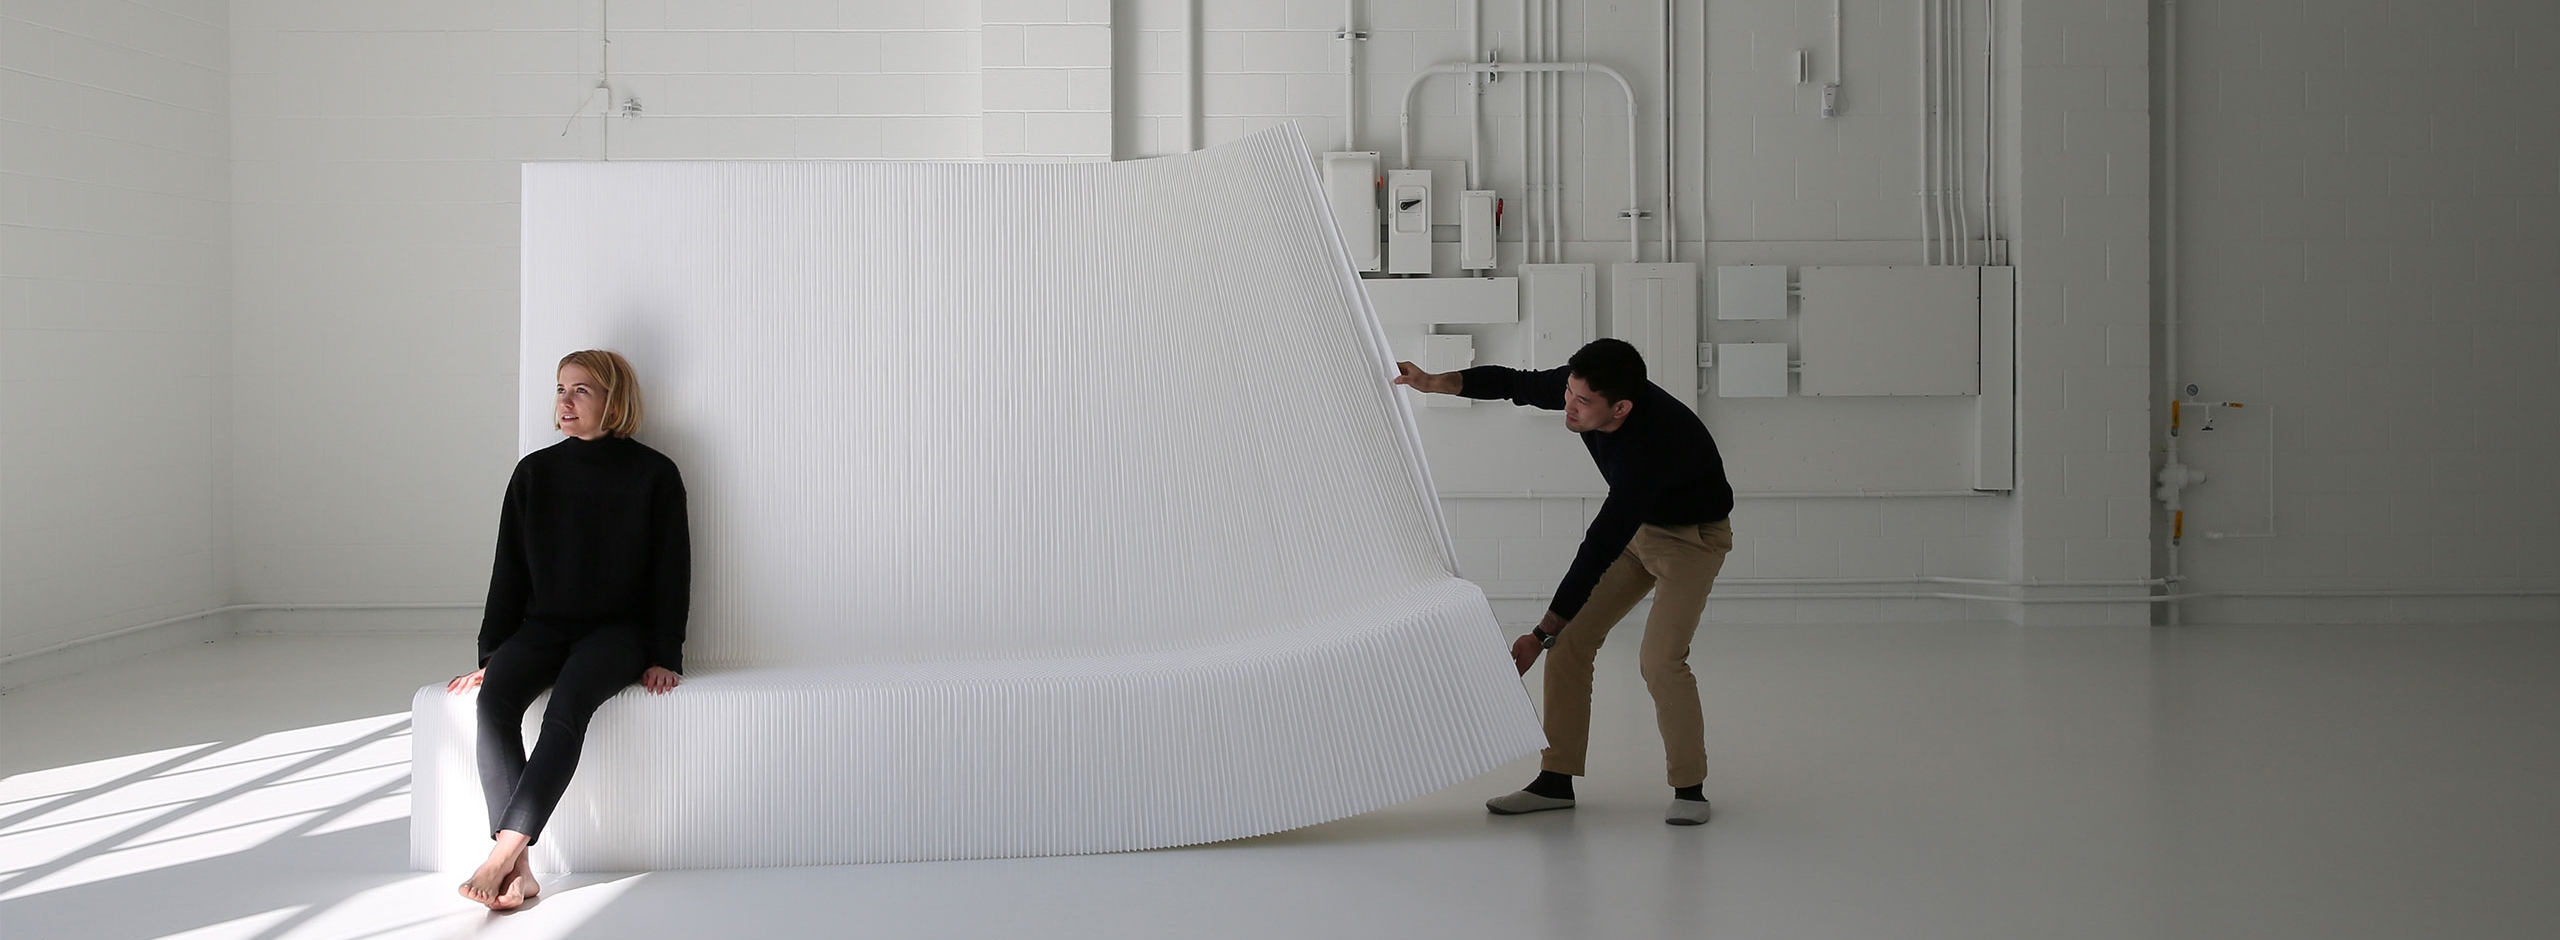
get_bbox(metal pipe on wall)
[1401,61,1646,261]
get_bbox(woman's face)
[556,363,607,440]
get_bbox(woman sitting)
[446,349,689,910]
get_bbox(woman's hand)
[448,668,485,694]
[640,666,682,695]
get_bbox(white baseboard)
[239,607,478,636]
[0,612,237,692]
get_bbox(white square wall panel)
[1715,265,1790,320]
[1717,343,1791,398]
[1797,265,1981,397]
[1518,264,1595,368]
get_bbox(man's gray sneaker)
[1665,798,1712,825]
[1485,790,1577,815]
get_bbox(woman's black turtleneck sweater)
[477,434,691,672]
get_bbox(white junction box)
[1323,152,1379,272]
[1798,265,1980,397]
[1386,168,1432,275]
[1716,343,1791,398]
[1460,190,1498,270]
[1715,265,1790,320]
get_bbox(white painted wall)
[224,0,984,618]
[1,0,231,660]
[2167,0,2560,623]
[24,0,2548,656]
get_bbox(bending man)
[1395,338,1734,826]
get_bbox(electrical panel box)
[1716,343,1791,398]
[1386,168,1433,275]
[1715,265,1790,320]
[1798,265,1980,396]
[1610,263,1700,405]
[1460,190,1497,270]
[1518,264,1595,369]
[1322,152,1379,272]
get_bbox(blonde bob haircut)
[555,349,645,438]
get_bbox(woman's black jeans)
[476,619,650,841]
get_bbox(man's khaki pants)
[1540,519,1732,787]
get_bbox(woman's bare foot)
[459,830,532,910]
[498,850,541,908]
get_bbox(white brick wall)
[1,0,231,658]
[20,0,2547,647]
[983,0,1110,161]
[2170,0,2560,623]
[2004,0,2154,624]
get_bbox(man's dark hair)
[1567,338,1647,403]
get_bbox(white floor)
[3,620,2556,940]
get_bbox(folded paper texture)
[412,127,1544,871]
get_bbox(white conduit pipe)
[1520,0,1539,263]
[1985,0,2000,262]
[1662,0,1676,262]
[1467,0,1481,189]
[1950,0,1970,264]
[1548,0,1565,262]
[1916,0,1936,264]
[2163,0,2184,624]
[1402,61,1647,261]
[1930,0,1945,264]
[1540,0,1557,262]
[1183,0,1200,151]
[1342,0,1358,150]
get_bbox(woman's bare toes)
[500,853,540,907]
[463,858,515,909]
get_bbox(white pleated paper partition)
[413,127,1544,872]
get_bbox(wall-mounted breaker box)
[1715,265,1790,320]
[1460,190,1497,270]
[1716,343,1791,398]
[1386,168,1433,275]
[1323,152,1379,272]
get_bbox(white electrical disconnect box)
[1797,265,1980,396]
[1715,265,1790,320]
[1322,152,1379,272]
[1386,168,1432,275]
[1716,343,1791,398]
[1460,190,1497,270]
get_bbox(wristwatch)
[1532,626,1559,649]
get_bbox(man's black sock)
[1673,784,1705,802]
[1525,770,1575,799]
